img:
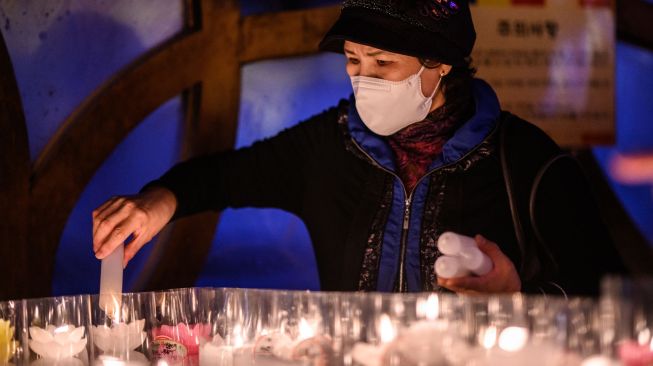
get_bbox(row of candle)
[0,279,650,366]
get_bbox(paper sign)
[471,1,615,146]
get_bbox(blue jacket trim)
[348,79,501,291]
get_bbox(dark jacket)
[147,80,626,296]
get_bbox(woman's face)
[344,40,452,108]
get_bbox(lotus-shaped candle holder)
[0,319,17,363]
[29,325,87,360]
[92,319,146,355]
[152,323,211,356]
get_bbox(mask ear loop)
[427,70,446,100]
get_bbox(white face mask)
[351,66,442,136]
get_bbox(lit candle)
[199,334,239,366]
[350,314,396,366]
[96,353,149,366]
[92,319,147,365]
[199,326,257,366]
[391,295,449,365]
[581,355,620,366]
[470,326,565,366]
[251,318,332,365]
[29,324,87,360]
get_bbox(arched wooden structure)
[0,0,338,299]
[0,0,651,300]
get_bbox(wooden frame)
[0,0,338,299]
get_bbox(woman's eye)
[376,60,392,66]
[348,58,360,65]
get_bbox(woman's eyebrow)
[366,50,388,56]
[344,48,389,56]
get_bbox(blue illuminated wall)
[0,1,651,295]
[594,42,653,244]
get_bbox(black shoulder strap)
[498,112,562,282]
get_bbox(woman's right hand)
[92,186,177,267]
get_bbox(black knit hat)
[319,0,476,66]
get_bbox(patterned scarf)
[387,102,472,193]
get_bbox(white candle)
[438,232,477,256]
[99,244,124,315]
[29,324,87,360]
[459,246,493,276]
[435,255,469,279]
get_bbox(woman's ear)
[440,64,453,76]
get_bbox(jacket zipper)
[349,137,485,292]
[350,138,421,292]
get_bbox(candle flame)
[298,318,315,341]
[233,325,243,347]
[638,328,651,346]
[498,326,528,352]
[54,325,70,334]
[481,326,497,349]
[425,294,439,321]
[99,355,126,366]
[111,297,121,324]
[379,314,396,344]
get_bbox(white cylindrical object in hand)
[458,246,493,276]
[434,256,470,279]
[437,232,477,256]
[99,244,124,315]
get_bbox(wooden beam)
[134,0,242,291]
[239,5,340,63]
[0,29,31,300]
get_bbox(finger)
[92,197,122,240]
[93,206,129,253]
[445,276,488,292]
[95,217,141,259]
[474,235,504,260]
[122,232,151,267]
[93,199,128,241]
[92,196,120,219]
[437,277,483,295]
[93,198,131,238]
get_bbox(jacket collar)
[348,78,501,171]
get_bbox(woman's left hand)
[437,234,521,294]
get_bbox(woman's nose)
[355,65,379,78]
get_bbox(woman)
[92,0,625,295]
